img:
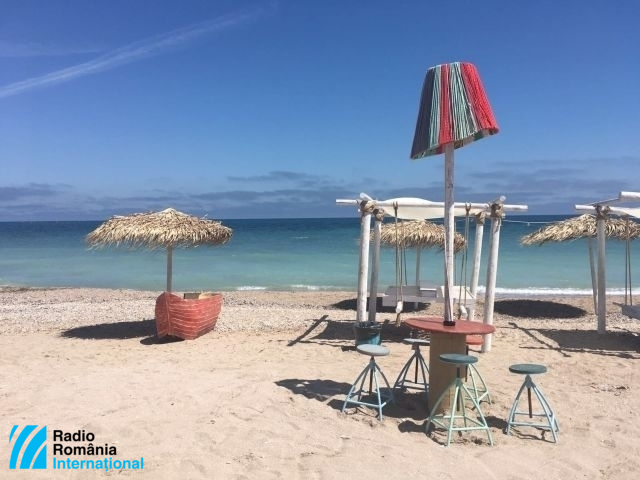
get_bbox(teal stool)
[342,344,395,420]
[425,354,493,446]
[393,338,430,393]
[505,364,559,443]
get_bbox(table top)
[403,316,496,335]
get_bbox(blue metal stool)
[393,338,430,393]
[425,353,493,446]
[505,364,559,443]
[342,344,395,420]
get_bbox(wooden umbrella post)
[482,203,503,352]
[357,200,374,324]
[368,208,384,323]
[596,206,607,333]
[443,143,455,325]
[166,245,173,293]
[469,212,486,321]
[587,237,598,315]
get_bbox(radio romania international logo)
[9,425,47,469]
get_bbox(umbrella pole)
[166,246,173,293]
[587,237,598,315]
[415,247,421,310]
[443,143,455,325]
[596,211,606,333]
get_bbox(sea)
[0,215,637,297]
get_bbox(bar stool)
[465,335,491,404]
[425,353,493,446]
[393,338,430,393]
[342,344,395,420]
[505,363,559,442]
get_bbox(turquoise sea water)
[0,216,638,296]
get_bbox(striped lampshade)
[410,62,499,159]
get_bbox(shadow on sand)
[60,319,184,345]
[286,315,411,348]
[331,296,430,314]
[507,321,640,359]
[494,299,586,319]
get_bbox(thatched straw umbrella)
[86,208,232,292]
[520,214,640,313]
[379,219,465,250]
[520,214,640,246]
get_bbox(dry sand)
[1,288,640,479]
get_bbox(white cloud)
[0,7,266,99]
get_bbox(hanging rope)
[359,199,376,217]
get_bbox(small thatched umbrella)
[86,208,232,292]
[521,214,640,313]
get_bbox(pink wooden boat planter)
[155,292,223,340]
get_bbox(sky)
[1,0,639,220]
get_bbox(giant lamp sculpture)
[410,62,499,325]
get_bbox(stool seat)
[403,337,430,346]
[357,344,390,356]
[465,335,484,346]
[509,363,547,375]
[439,353,477,366]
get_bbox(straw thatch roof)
[86,208,232,250]
[520,214,640,246]
[378,220,466,252]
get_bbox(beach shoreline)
[2,288,640,478]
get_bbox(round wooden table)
[403,317,495,413]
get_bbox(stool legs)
[343,356,394,420]
[466,363,491,404]
[393,344,429,392]
[425,366,493,446]
[506,374,559,442]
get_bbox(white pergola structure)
[336,194,528,351]
[575,191,640,333]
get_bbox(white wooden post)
[596,206,607,333]
[357,201,373,324]
[414,247,422,310]
[469,212,485,321]
[443,143,455,325]
[482,204,503,352]
[166,246,173,293]
[368,209,383,323]
[587,237,598,315]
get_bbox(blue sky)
[1,0,639,220]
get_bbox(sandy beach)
[2,287,640,479]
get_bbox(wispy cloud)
[0,7,266,99]
[0,40,103,58]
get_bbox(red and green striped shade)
[410,62,499,159]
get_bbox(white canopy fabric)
[615,207,640,219]
[380,197,486,220]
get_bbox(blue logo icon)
[9,425,47,469]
